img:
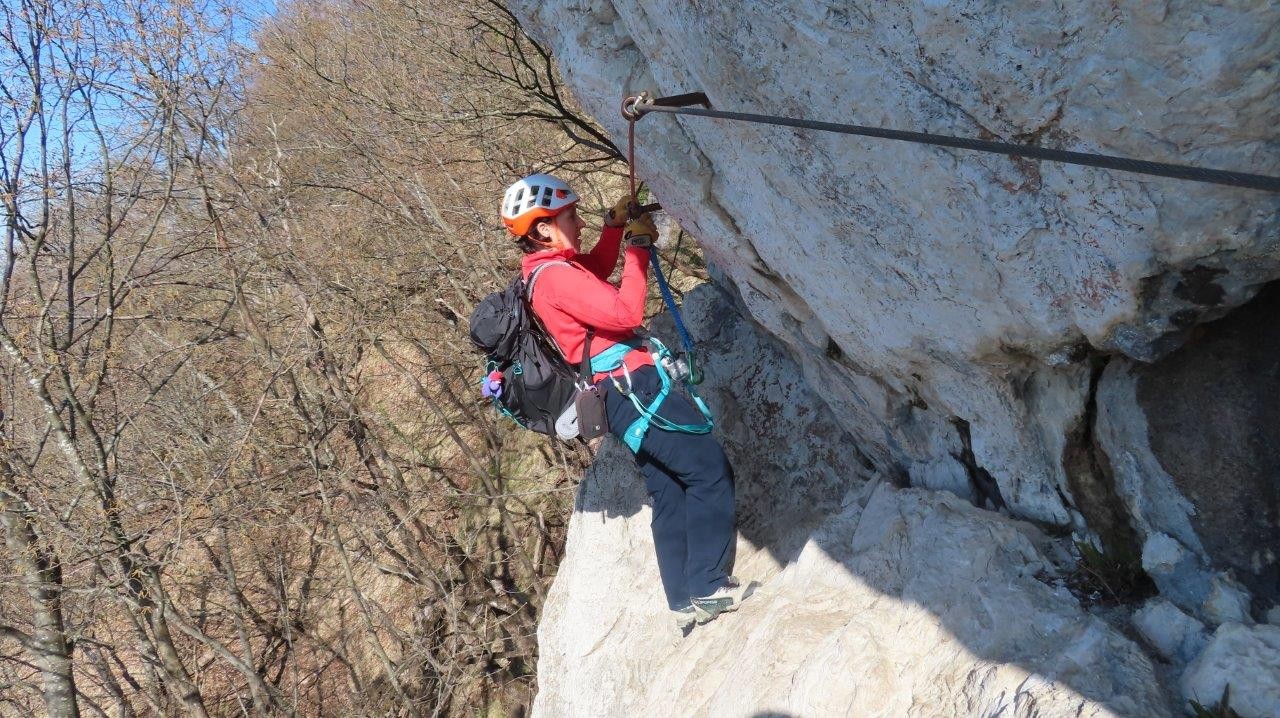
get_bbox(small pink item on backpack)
[482,370,504,399]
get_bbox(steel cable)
[625,97,1280,193]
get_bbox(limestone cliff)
[508,2,1280,715]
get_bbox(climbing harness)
[621,92,1280,193]
[590,337,715,453]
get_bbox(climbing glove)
[624,213,658,248]
[605,195,637,228]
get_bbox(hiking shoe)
[673,605,697,637]
[690,577,755,624]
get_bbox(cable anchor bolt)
[621,91,652,121]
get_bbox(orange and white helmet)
[501,173,579,237]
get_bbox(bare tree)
[0,1,241,714]
[0,0,647,715]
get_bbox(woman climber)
[499,173,749,634]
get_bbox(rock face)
[508,1,1280,715]
[534,286,1170,717]
[510,0,1280,576]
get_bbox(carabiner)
[610,362,634,397]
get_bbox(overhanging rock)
[509,0,1278,528]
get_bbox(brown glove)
[624,213,657,247]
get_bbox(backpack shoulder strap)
[525,260,574,303]
[523,260,578,360]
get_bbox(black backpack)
[469,262,582,437]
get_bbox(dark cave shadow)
[565,282,1198,717]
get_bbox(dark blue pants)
[602,364,736,609]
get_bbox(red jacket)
[521,225,656,383]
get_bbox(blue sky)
[1,0,282,239]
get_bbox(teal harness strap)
[589,338,714,453]
[587,342,637,376]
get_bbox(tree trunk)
[0,470,81,718]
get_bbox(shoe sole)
[673,607,698,637]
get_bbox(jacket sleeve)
[548,247,650,331]
[574,225,625,280]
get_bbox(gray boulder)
[1181,623,1280,718]
[1132,598,1208,664]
